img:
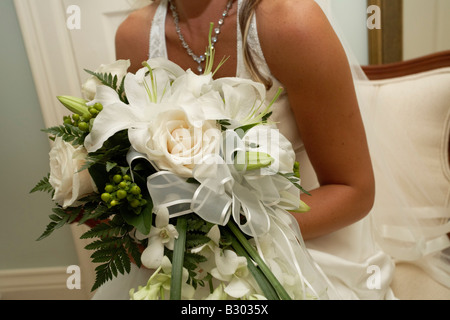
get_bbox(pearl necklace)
[168,0,234,74]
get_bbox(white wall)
[403,0,450,60]
[331,0,369,65]
[0,0,79,271]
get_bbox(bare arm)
[257,0,375,240]
[115,5,156,73]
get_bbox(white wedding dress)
[93,0,398,300]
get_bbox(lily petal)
[84,102,142,152]
[87,85,122,108]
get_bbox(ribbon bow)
[127,130,301,237]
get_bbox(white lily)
[83,58,228,178]
[84,58,185,152]
[136,207,178,269]
[212,77,269,129]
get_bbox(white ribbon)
[127,130,301,237]
[126,132,330,299]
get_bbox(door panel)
[61,0,136,83]
[14,0,141,296]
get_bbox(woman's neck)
[170,0,231,22]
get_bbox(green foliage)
[30,174,54,195]
[172,214,214,290]
[36,207,80,241]
[80,131,131,173]
[81,215,142,291]
[42,123,86,146]
[84,69,128,104]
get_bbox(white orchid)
[205,283,229,300]
[136,207,178,269]
[210,248,255,299]
[190,225,221,278]
[129,256,195,300]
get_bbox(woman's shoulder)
[256,0,346,84]
[256,0,336,53]
[116,1,158,39]
[115,1,159,71]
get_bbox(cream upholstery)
[359,67,450,300]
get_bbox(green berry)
[110,200,119,207]
[130,185,141,195]
[78,121,89,132]
[113,174,122,184]
[101,193,111,202]
[119,181,128,189]
[117,189,127,200]
[94,103,103,111]
[89,107,99,116]
[72,114,80,122]
[104,184,114,193]
[82,112,92,120]
[130,199,140,208]
[123,174,131,181]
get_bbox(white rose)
[81,60,131,100]
[49,138,97,208]
[129,108,222,178]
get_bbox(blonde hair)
[239,0,272,89]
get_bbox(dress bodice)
[148,0,319,190]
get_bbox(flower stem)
[222,227,279,300]
[227,221,292,300]
[170,216,187,300]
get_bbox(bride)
[93,0,396,300]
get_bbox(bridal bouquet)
[32,35,327,300]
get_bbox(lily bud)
[291,200,311,213]
[57,96,90,118]
[234,151,274,171]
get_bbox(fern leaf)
[88,237,136,292]
[42,124,85,146]
[30,174,54,194]
[36,207,79,241]
[80,222,113,239]
[84,70,128,104]
[186,233,211,249]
